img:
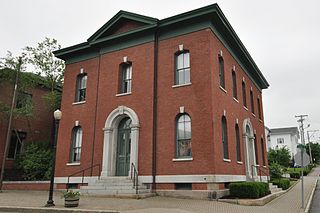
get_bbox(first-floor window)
[7,131,27,159]
[235,124,241,162]
[222,116,229,159]
[70,126,82,162]
[254,134,259,165]
[277,138,284,144]
[261,138,266,166]
[176,114,192,158]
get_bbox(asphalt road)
[310,177,320,213]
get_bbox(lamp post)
[45,109,62,207]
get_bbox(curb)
[0,206,119,213]
[304,178,318,213]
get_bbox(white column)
[129,124,140,176]
[101,128,113,177]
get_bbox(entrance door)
[116,117,132,176]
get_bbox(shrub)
[14,141,53,180]
[272,179,290,190]
[269,162,284,179]
[289,171,300,179]
[230,182,269,198]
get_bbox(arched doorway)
[101,106,140,177]
[243,119,257,180]
[116,117,132,176]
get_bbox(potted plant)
[62,190,80,207]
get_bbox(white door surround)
[242,119,257,180]
[101,106,140,177]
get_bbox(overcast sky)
[1,0,319,142]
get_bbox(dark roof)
[54,3,269,90]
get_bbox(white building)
[266,127,300,157]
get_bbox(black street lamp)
[45,109,62,207]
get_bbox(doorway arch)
[243,119,257,180]
[101,106,140,177]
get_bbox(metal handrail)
[251,165,270,183]
[130,163,138,194]
[67,164,101,191]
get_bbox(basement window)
[175,183,192,190]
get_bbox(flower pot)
[64,197,79,207]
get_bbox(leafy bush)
[230,182,270,198]
[272,179,290,190]
[268,147,291,167]
[14,141,53,180]
[289,171,300,179]
[269,162,284,179]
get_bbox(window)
[254,134,259,165]
[175,51,190,85]
[75,74,87,102]
[261,138,266,166]
[16,92,32,109]
[277,138,284,144]
[235,124,241,161]
[232,71,237,99]
[176,114,192,158]
[119,63,132,93]
[257,98,262,119]
[250,90,255,114]
[219,56,225,88]
[175,183,192,190]
[70,126,82,162]
[242,81,247,107]
[7,131,27,159]
[222,116,229,159]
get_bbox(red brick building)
[54,4,269,196]
[0,75,54,172]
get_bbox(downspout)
[152,21,159,192]
[91,49,102,175]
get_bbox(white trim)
[219,86,227,93]
[66,162,81,166]
[237,161,243,165]
[172,83,192,88]
[54,176,99,184]
[223,158,231,162]
[243,106,248,111]
[115,92,132,97]
[72,101,86,105]
[172,158,193,162]
[233,97,239,103]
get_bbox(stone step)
[91,182,136,186]
[81,185,148,190]
[81,188,151,195]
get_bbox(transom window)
[70,126,82,162]
[176,114,192,158]
[120,63,132,93]
[76,74,87,102]
[175,51,190,85]
[222,116,229,159]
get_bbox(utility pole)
[307,130,319,164]
[295,114,308,209]
[0,57,22,192]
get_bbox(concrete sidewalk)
[0,167,319,213]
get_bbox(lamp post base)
[45,200,55,207]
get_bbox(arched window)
[219,56,225,88]
[250,90,255,114]
[235,124,241,161]
[232,71,237,99]
[75,74,87,102]
[70,126,82,162]
[242,81,247,107]
[257,97,262,119]
[176,114,192,158]
[175,51,190,85]
[119,62,132,94]
[254,134,259,165]
[261,138,266,166]
[222,116,229,159]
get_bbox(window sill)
[252,113,256,117]
[116,92,132,97]
[223,158,231,163]
[66,162,81,166]
[233,97,239,103]
[259,119,263,123]
[219,86,227,93]
[237,161,243,165]
[172,157,193,162]
[172,82,192,88]
[72,101,86,105]
[243,106,248,111]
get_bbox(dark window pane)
[219,57,225,88]
[242,82,247,107]
[222,117,228,159]
[232,71,237,99]
[235,125,241,161]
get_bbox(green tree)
[24,37,64,111]
[306,142,320,164]
[268,147,291,167]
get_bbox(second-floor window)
[232,71,237,99]
[250,90,255,114]
[76,74,87,102]
[175,51,190,85]
[16,92,32,109]
[242,81,247,108]
[119,63,132,94]
[219,56,225,88]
